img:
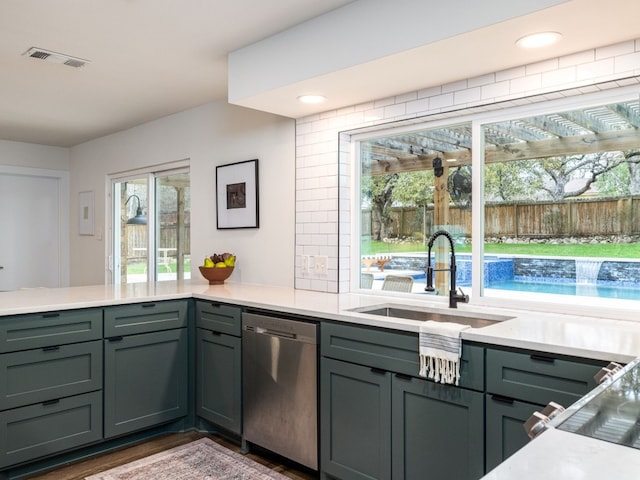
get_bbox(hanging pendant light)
[125,194,147,225]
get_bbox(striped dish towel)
[418,320,469,385]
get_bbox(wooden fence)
[363,197,640,239]
[126,225,191,255]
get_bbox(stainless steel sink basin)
[349,304,513,328]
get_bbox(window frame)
[349,85,640,321]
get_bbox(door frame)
[0,165,69,288]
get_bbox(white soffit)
[228,0,569,116]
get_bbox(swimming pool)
[486,280,640,301]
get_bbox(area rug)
[85,438,290,480]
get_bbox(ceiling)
[1,0,639,148]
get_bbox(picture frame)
[78,190,95,235]
[216,159,259,229]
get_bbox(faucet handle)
[455,287,469,303]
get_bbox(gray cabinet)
[103,301,188,438]
[392,375,484,480]
[321,357,391,480]
[0,309,103,469]
[195,301,242,434]
[484,347,606,471]
[321,322,484,480]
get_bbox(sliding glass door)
[111,167,190,284]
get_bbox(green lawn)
[127,259,191,275]
[362,240,640,258]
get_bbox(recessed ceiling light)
[297,95,327,104]
[516,32,562,49]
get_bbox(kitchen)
[2,1,640,479]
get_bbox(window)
[353,89,640,314]
[111,166,190,284]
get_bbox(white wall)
[0,139,69,171]
[69,100,295,287]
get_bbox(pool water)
[486,280,640,301]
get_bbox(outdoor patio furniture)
[381,275,414,292]
[361,273,374,289]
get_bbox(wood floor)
[24,432,319,480]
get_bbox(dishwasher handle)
[242,312,317,344]
[244,324,297,340]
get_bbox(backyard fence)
[363,196,640,240]
[126,225,191,256]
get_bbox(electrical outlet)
[301,255,309,274]
[314,255,328,275]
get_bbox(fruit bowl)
[199,266,234,285]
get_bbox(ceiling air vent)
[22,47,90,68]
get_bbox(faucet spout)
[425,229,469,308]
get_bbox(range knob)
[523,401,565,439]
[594,362,623,384]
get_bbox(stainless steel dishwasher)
[242,312,318,470]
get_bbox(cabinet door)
[196,328,241,434]
[321,357,391,480]
[392,375,484,480]
[485,394,540,473]
[104,329,188,438]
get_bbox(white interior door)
[0,167,68,291]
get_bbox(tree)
[362,174,398,240]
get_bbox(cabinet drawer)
[0,391,102,469]
[0,309,102,353]
[321,322,484,391]
[0,340,102,411]
[486,348,604,407]
[195,301,241,336]
[104,300,187,337]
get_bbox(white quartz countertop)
[481,428,640,479]
[1,280,639,362]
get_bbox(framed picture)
[216,159,259,229]
[78,190,95,235]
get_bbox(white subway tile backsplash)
[429,92,455,109]
[374,96,396,108]
[510,74,542,94]
[596,40,635,60]
[526,58,559,76]
[383,102,407,118]
[406,97,430,115]
[454,86,482,105]
[542,67,577,88]
[560,50,595,68]
[442,79,468,94]
[480,80,510,100]
[577,58,615,81]
[615,51,640,74]
[468,72,496,88]
[496,65,526,82]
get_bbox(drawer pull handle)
[107,336,124,342]
[141,303,157,308]
[42,345,60,352]
[531,354,555,364]
[395,373,413,381]
[42,313,60,318]
[491,394,514,405]
[211,331,222,336]
[42,399,60,406]
[370,367,386,375]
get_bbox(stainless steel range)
[526,358,640,448]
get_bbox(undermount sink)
[349,304,513,328]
